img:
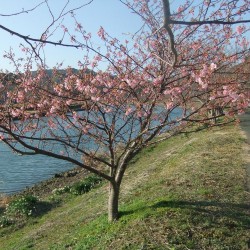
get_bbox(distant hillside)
[32,68,95,77]
[0,68,96,104]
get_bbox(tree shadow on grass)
[150,200,250,228]
[152,200,250,210]
[0,206,5,216]
[120,200,250,229]
[33,200,55,217]
[119,210,135,218]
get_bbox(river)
[0,107,182,195]
[0,142,73,195]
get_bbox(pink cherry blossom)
[236,25,244,34]
[97,26,105,40]
[210,63,217,71]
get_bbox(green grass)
[0,124,249,249]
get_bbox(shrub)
[5,195,38,218]
[52,186,70,195]
[0,215,13,228]
[70,175,102,195]
[50,175,103,197]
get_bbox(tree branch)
[0,24,82,49]
[171,19,250,26]
[162,0,178,67]
[0,1,46,17]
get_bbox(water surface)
[0,142,73,195]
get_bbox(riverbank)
[11,166,88,197]
[0,166,88,209]
[0,167,92,218]
[1,123,249,249]
[4,110,249,202]
[5,108,249,202]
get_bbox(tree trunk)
[108,181,120,222]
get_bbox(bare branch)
[0,1,46,17]
[0,24,82,48]
[171,19,250,26]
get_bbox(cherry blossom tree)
[0,0,249,221]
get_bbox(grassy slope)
[0,124,249,250]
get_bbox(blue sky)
[0,0,144,71]
[0,1,249,72]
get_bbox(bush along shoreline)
[0,166,101,226]
[0,172,103,228]
[1,166,89,199]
